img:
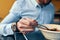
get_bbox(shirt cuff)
[3,23,14,36]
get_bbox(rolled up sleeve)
[0,0,23,36]
[0,23,14,36]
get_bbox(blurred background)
[0,0,60,24]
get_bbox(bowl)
[38,24,60,40]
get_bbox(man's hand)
[17,18,38,34]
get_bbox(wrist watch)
[11,22,19,32]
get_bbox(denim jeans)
[1,31,46,40]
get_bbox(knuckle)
[27,22,31,25]
[17,23,22,28]
[32,20,36,23]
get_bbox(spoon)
[37,24,49,30]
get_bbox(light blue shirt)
[0,0,55,36]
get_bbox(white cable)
[23,34,28,40]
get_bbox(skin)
[16,0,51,34]
[36,0,51,7]
[17,18,38,34]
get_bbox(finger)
[26,18,36,22]
[21,18,38,25]
[19,18,31,26]
[25,18,38,26]
[21,18,36,23]
[19,18,38,27]
[19,28,34,32]
[17,22,34,28]
[21,32,26,34]
[23,29,34,32]
[21,31,30,34]
[21,31,32,34]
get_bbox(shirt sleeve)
[0,0,24,36]
[0,23,13,36]
[0,12,20,36]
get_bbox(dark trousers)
[0,31,46,40]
